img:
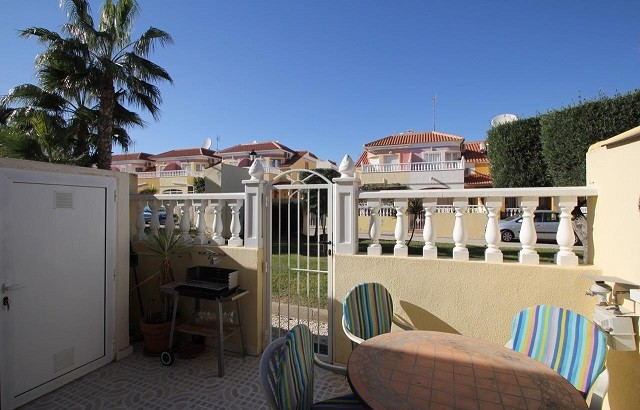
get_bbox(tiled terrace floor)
[20,343,351,410]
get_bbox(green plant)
[138,229,190,322]
[139,185,159,194]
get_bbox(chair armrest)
[588,368,609,410]
[314,354,348,376]
[392,314,416,331]
[342,317,365,345]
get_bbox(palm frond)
[133,27,173,56]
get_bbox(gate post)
[243,160,265,249]
[333,155,358,255]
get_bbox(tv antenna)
[433,95,437,131]
[216,135,221,150]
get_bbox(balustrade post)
[518,197,539,264]
[333,155,359,255]
[367,199,382,256]
[193,201,208,245]
[555,196,579,266]
[133,200,147,241]
[484,197,503,263]
[243,160,265,249]
[452,198,469,261]
[149,202,161,236]
[393,199,408,257]
[422,200,437,259]
[210,200,226,245]
[179,200,193,244]
[227,199,244,247]
[164,201,176,232]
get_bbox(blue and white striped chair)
[507,305,609,410]
[342,282,414,346]
[259,324,365,410]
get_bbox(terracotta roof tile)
[364,131,464,147]
[281,150,320,166]
[355,151,369,167]
[217,141,296,154]
[463,141,489,163]
[163,162,182,171]
[464,171,493,186]
[112,152,154,161]
[151,148,219,159]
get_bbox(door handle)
[2,283,25,293]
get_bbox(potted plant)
[137,228,190,354]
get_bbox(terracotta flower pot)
[139,318,175,355]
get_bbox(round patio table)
[347,331,588,410]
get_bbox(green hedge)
[486,117,552,188]
[540,90,640,186]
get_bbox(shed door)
[0,170,115,409]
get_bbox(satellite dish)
[491,113,518,127]
[202,137,212,149]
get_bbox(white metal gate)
[265,170,334,359]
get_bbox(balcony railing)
[137,169,204,179]
[360,159,464,173]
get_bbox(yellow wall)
[130,244,265,355]
[360,172,408,186]
[358,213,488,239]
[474,162,491,175]
[586,126,640,410]
[332,255,600,365]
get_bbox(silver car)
[498,210,580,244]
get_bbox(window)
[162,189,183,194]
[196,164,205,171]
[444,152,459,161]
[187,186,195,193]
[181,164,189,170]
[423,152,440,163]
[135,167,144,172]
[271,159,282,167]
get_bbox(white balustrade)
[555,196,579,266]
[133,201,147,241]
[210,200,226,245]
[193,202,208,245]
[361,159,464,173]
[393,199,408,257]
[518,197,539,264]
[452,198,469,261]
[164,201,176,232]
[484,198,503,263]
[367,199,382,256]
[179,200,193,244]
[422,200,437,259]
[148,203,161,236]
[227,200,243,247]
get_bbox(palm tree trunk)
[97,75,115,170]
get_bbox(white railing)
[361,159,464,173]
[136,170,204,179]
[130,192,246,247]
[358,203,486,216]
[356,186,596,266]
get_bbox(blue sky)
[1,1,639,163]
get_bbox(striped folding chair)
[507,305,609,410]
[342,282,414,347]
[259,324,365,410]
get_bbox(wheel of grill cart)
[160,350,175,366]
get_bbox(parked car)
[143,205,167,224]
[498,210,581,245]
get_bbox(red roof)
[237,158,252,167]
[364,131,464,148]
[463,141,489,163]
[112,152,154,161]
[217,141,296,154]
[281,150,319,167]
[355,151,369,167]
[464,171,493,187]
[163,162,182,171]
[151,148,218,159]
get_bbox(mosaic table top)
[347,331,587,410]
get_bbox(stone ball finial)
[248,159,265,180]
[338,155,356,177]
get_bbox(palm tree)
[19,0,172,169]
[406,198,424,246]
